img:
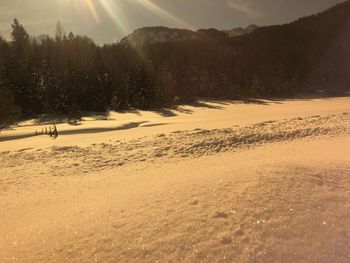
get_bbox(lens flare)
[99,0,129,36]
[64,0,192,31]
[84,0,100,23]
[59,0,192,61]
[98,0,148,64]
[64,0,100,23]
[135,0,193,29]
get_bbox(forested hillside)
[0,0,349,123]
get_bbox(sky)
[0,0,345,44]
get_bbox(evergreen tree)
[0,82,20,126]
[127,67,156,109]
[9,19,40,114]
[0,1,348,121]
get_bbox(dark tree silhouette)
[0,1,349,124]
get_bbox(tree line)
[0,0,349,125]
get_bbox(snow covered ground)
[1,97,350,262]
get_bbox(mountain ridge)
[1,0,350,119]
[119,24,259,46]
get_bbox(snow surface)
[1,97,350,262]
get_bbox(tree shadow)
[150,108,178,117]
[4,94,348,131]
[31,111,112,126]
[205,98,285,105]
[199,99,232,106]
[190,101,224,109]
[149,98,281,118]
[189,98,284,107]
[83,111,111,120]
[32,114,68,126]
[174,107,194,115]
[241,99,273,105]
[141,122,171,128]
[0,119,20,131]
[117,109,142,116]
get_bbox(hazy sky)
[0,0,345,44]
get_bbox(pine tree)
[9,19,39,114]
[0,81,20,126]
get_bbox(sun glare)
[135,0,193,29]
[99,0,129,36]
[60,0,100,23]
[63,0,192,30]
[83,0,100,23]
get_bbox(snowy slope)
[1,97,350,262]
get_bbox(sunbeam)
[135,0,193,29]
[98,0,149,65]
[99,0,129,36]
[61,0,101,23]
[83,0,100,23]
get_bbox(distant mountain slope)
[119,26,196,46]
[115,0,350,102]
[119,24,258,46]
[222,24,259,37]
[232,0,350,93]
[1,0,350,118]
